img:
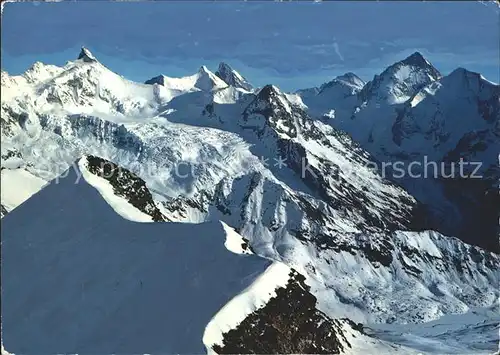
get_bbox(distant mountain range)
[1,47,498,354]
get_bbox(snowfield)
[0,168,47,216]
[1,159,273,354]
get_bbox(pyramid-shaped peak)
[215,62,252,91]
[397,51,441,80]
[78,47,97,63]
[400,51,431,68]
[359,51,442,104]
[198,65,211,75]
[382,52,441,80]
[257,85,283,101]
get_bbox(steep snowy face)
[359,51,442,105]
[302,229,499,324]
[353,65,500,168]
[215,62,253,91]
[392,67,499,158]
[195,65,229,92]
[297,52,444,149]
[241,84,300,139]
[383,67,499,251]
[161,84,423,257]
[239,85,421,233]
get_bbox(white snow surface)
[368,305,500,354]
[1,162,272,354]
[0,168,48,214]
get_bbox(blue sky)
[1,1,499,91]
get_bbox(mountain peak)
[359,52,441,104]
[246,84,287,114]
[195,66,228,91]
[392,51,441,81]
[218,62,232,73]
[386,51,440,80]
[448,67,478,78]
[443,67,497,90]
[257,84,281,100]
[198,65,211,75]
[319,72,365,95]
[215,62,253,91]
[144,74,166,86]
[77,46,97,63]
[337,72,361,81]
[401,51,428,67]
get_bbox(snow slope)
[368,305,500,354]
[0,168,47,216]
[1,159,272,354]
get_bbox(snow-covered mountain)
[1,47,498,354]
[145,65,229,93]
[0,155,404,354]
[358,51,442,105]
[298,51,499,253]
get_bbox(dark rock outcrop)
[85,155,166,221]
[213,270,357,354]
